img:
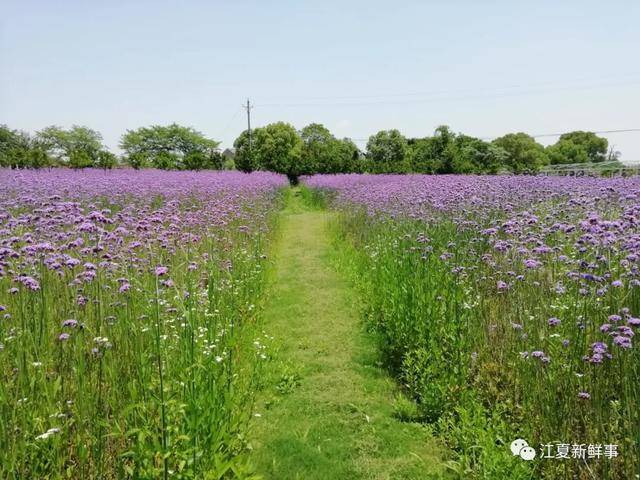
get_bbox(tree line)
[0,125,118,169]
[1,122,619,179]
[234,123,618,181]
[0,124,227,170]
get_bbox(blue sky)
[2,0,640,159]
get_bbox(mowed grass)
[249,189,449,479]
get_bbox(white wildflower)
[35,427,60,440]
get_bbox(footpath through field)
[249,188,447,479]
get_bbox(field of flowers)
[305,174,640,479]
[0,169,286,478]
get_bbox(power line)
[217,106,242,138]
[254,71,640,103]
[254,78,640,108]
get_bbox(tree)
[455,135,508,174]
[547,131,608,165]
[253,122,304,183]
[154,151,179,170]
[607,146,621,162]
[182,151,206,170]
[222,156,236,170]
[299,124,364,174]
[366,129,409,173]
[27,147,51,169]
[334,138,362,173]
[221,148,236,170]
[0,125,30,168]
[300,123,332,173]
[235,125,361,176]
[546,141,588,165]
[96,150,117,170]
[408,137,436,173]
[493,133,548,174]
[481,144,509,174]
[233,129,257,173]
[120,124,220,170]
[69,150,94,169]
[208,150,225,170]
[408,127,475,174]
[429,125,458,173]
[0,125,52,169]
[127,152,148,170]
[37,125,104,166]
[182,150,222,170]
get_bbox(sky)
[2,0,640,160]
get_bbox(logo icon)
[511,439,536,461]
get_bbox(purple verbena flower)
[613,335,632,349]
[155,266,168,276]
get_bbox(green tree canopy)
[37,125,105,166]
[182,150,223,170]
[300,123,333,174]
[96,150,117,170]
[252,122,304,183]
[299,124,361,174]
[366,130,409,173]
[546,140,588,165]
[334,138,363,173]
[69,150,94,169]
[492,133,548,173]
[1,125,52,169]
[0,121,620,175]
[408,130,508,175]
[1,125,30,168]
[455,134,508,174]
[233,129,258,173]
[429,125,459,174]
[547,131,608,165]
[407,137,437,174]
[120,123,220,170]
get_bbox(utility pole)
[244,99,252,164]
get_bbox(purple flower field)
[306,173,640,478]
[0,168,286,478]
[2,167,638,479]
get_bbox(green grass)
[249,188,449,479]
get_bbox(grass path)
[249,189,447,479]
